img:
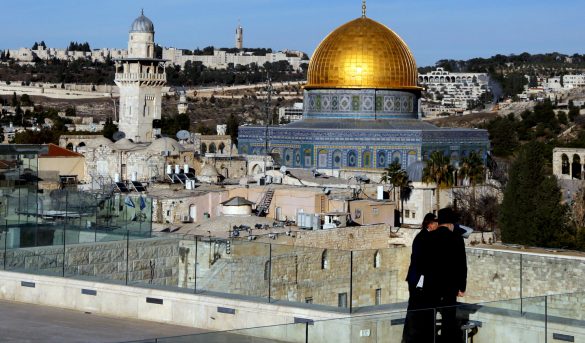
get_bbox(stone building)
[553,147,585,180]
[238,13,490,174]
[114,11,167,142]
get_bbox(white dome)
[113,138,137,150]
[147,137,182,156]
[200,164,221,177]
[85,136,112,148]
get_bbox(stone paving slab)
[0,300,204,343]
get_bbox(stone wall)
[0,237,180,286]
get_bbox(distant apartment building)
[163,48,309,72]
[278,102,303,123]
[545,74,585,91]
[418,67,490,115]
[6,46,127,63]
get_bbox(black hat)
[423,213,437,223]
[438,208,458,224]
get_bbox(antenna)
[362,0,367,18]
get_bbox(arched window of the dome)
[392,151,402,165]
[332,150,342,169]
[362,150,372,168]
[294,149,301,167]
[318,149,328,168]
[407,151,417,167]
[284,148,293,166]
[376,151,387,168]
[303,148,313,168]
[347,150,358,167]
[271,148,282,165]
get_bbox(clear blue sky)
[1,0,584,67]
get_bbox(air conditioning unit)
[181,215,192,223]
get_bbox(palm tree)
[422,151,454,211]
[459,151,485,189]
[381,160,403,202]
[381,161,410,225]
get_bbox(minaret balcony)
[115,73,167,82]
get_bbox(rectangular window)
[372,207,379,215]
[405,210,410,218]
[338,293,348,308]
[305,297,313,304]
[375,288,382,305]
[412,211,416,219]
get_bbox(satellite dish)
[112,131,126,142]
[176,130,190,140]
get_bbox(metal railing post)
[520,254,523,314]
[125,230,129,285]
[3,220,7,270]
[545,295,548,343]
[268,243,272,303]
[194,235,198,294]
[305,322,309,343]
[349,250,353,314]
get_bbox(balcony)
[114,72,167,86]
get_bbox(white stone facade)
[553,147,585,180]
[419,67,490,114]
[163,48,309,72]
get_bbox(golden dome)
[306,17,419,90]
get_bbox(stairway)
[256,188,275,217]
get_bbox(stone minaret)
[114,10,166,142]
[235,24,243,50]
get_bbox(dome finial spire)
[362,0,367,18]
[141,8,144,16]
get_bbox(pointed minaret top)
[362,0,367,18]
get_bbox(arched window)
[209,143,217,153]
[573,154,582,180]
[321,250,329,270]
[264,261,271,281]
[377,151,387,168]
[362,150,372,168]
[66,143,74,151]
[562,154,570,175]
[303,148,312,167]
[218,142,226,154]
[201,143,207,155]
[374,250,381,268]
[332,150,342,168]
[318,149,328,168]
[347,151,357,167]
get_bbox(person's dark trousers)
[402,286,437,343]
[437,295,464,343]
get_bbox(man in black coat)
[402,213,440,343]
[429,208,467,343]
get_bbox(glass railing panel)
[465,248,522,303]
[309,309,432,343]
[64,230,128,284]
[546,292,585,342]
[450,296,546,343]
[195,239,270,300]
[351,248,407,310]
[155,322,307,343]
[126,235,182,289]
[270,243,351,311]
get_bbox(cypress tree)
[499,141,570,247]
